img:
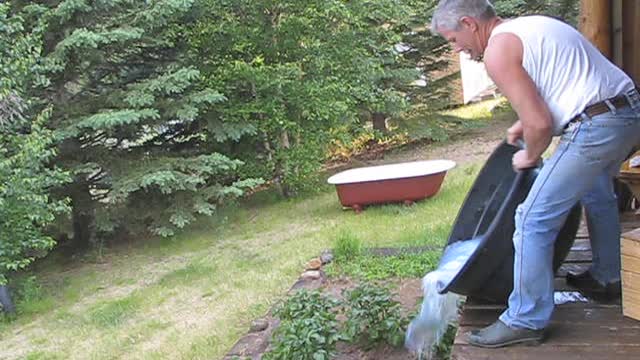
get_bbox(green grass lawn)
[0,100,513,359]
[0,164,481,360]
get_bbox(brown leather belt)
[571,94,630,123]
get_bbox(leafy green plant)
[264,290,342,360]
[432,324,458,360]
[342,282,408,348]
[333,231,362,263]
[273,289,340,321]
[263,316,342,360]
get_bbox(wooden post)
[612,0,623,67]
[622,0,640,85]
[579,0,612,58]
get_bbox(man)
[431,0,640,348]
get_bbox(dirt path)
[326,112,517,176]
[381,114,515,167]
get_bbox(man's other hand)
[512,149,539,170]
[507,120,524,145]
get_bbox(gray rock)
[249,318,269,333]
[225,333,267,358]
[301,270,321,280]
[320,250,333,264]
[290,276,324,292]
[306,258,322,270]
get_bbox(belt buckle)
[564,120,577,132]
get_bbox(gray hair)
[431,0,496,33]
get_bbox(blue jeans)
[499,89,640,330]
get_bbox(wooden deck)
[451,213,640,360]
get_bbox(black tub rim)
[438,160,527,294]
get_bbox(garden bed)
[223,247,456,360]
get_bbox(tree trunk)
[372,112,388,133]
[0,285,15,315]
[274,131,293,198]
[70,181,95,251]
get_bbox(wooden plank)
[451,345,640,360]
[622,271,640,290]
[556,263,590,277]
[455,322,640,346]
[622,254,640,273]
[613,0,624,67]
[449,212,640,360]
[622,271,640,320]
[622,236,640,257]
[622,0,640,84]
[462,283,598,307]
[620,212,640,222]
[463,298,505,309]
[576,230,589,238]
[554,277,621,304]
[564,250,592,262]
[622,222,640,233]
[570,238,591,251]
[463,294,619,313]
[622,228,640,242]
[555,277,574,291]
[458,306,630,327]
[622,286,640,320]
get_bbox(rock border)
[223,251,334,359]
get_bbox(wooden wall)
[621,0,640,85]
[580,0,640,86]
[579,0,612,57]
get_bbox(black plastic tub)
[0,285,15,314]
[438,141,581,303]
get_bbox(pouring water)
[405,238,482,359]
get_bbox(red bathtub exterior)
[333,172,447,210]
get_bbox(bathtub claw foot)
[352,204,363,214]
[403,200,414,206]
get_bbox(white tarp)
[460,53,498,104]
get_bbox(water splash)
[405,238,481,359]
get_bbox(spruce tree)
[23,0,260,248]
[0,3,69,304]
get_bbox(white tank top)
[490,16,635,134]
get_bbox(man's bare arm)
[484,33,553,167]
